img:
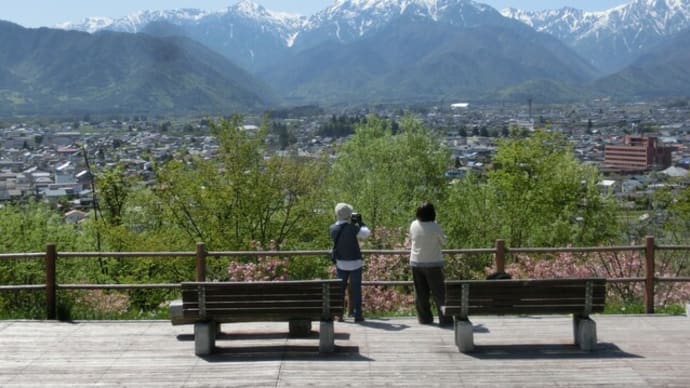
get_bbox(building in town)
[603,135,675,172]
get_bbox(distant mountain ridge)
[0,21,276,116]
[593,27,690,98]
[58,1,306,73]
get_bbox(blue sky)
[3,0,630,28]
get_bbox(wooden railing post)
[495,239,506,274]
[45,243,57,320]
[196,242,207,282]
[645,236,655,314]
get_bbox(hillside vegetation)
[0,21,276,116]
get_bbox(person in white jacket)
[409,201,453,326]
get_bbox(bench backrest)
[445,278,606,319]
[180,279,344,323]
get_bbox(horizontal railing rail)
[1,236,689,319]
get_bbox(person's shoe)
[418,319,433,325]
[439,319,454,327]
[337,316,345,322]
[354,316,365,323]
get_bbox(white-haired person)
[329,202,371,322]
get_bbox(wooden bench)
[441,278,606,352]
[170,279,344,355]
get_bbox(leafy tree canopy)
[150,115,330,251]
[444,130,620,248]
[327,115,451,245]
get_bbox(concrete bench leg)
[169,299,183,325]
[319,320,335,353]
[573,315,597,351]
[289,319,312,337]
[194,321,216,356]
[454,318,474,353]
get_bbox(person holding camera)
[330,202,370,322]
[409,201,453,326]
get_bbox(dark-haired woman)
[409,201,453,326]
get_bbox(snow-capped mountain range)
[57,0,690,76]
[503,0,690,43]
[3,0,685,112]
[57,2,298,33]
[501,0,690,73]
[59,0,506,46]
[58,2,305,46]
[57,9,209,34]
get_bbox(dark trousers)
[337,267,363,319]
[412,266,452,325]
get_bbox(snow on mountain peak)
[56,16,115,33]
[329,0,450,15]
[56,8,211,33]
[500,0,690,73]
[235,0,263,13]
[503,0,690,43]
[229,0,305,27]
[308,0,490,38]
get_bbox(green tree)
[654,182,690,243]
[0,201,82,253]
[0,201,88,318]
[151,115,329,251]
[327,115,450,245]
[97,164,133,227]
[445,130,619,249]
[272,121,295,150]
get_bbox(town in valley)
[1,98,689,225]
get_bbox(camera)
[351,212,362,225]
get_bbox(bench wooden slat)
[444,286,606,299]
[180,281,343,291]
[445,296,607,305]
[446,278,605,286]
[183,299,344,307]
[445,295,607,305]
[198,286,342,293]
[443,304,605,316]
[182,294,340,302]
[182,281,341,291]
[182,307,338,320]
[447,298,607,307]
[445,282,605,296]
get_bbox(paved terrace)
[1,314,689,387]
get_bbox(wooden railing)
[1,236,690,319]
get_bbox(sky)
[3,0,631,28]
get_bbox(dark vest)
[330,223,363,261]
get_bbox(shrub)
[361,251,415,315]
[491,249,690,309]
[227,255,290,281]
